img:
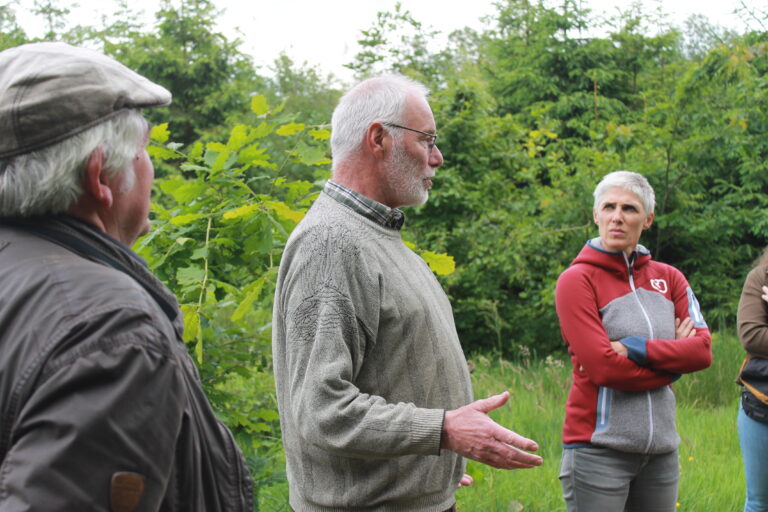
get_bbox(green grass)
[455,332,747,511]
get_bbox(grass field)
[456,331,746,511]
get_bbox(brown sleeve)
[737,265,768,357]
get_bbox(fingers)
[610,341,627,357]
[457,474,473,488]
[472,391,510,414]
[675,317,695,339]
[481,439,543,470]
[762,285,768,302]
[494,425,539,453]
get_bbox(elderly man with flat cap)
[0,43,252,511]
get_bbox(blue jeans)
[739,404,768,512]
[559,446,679,512]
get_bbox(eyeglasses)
[382,122,438,150]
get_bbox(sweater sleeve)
[629,269,712,373]
[556,266,675,391]
[279,233,444,459]
[738,266,768,357]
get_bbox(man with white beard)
[272,74,543,512]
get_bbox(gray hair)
[330,74,430,169]
[593,170,655,215]
[0,109,147,217]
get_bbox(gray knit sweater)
[272,189,473,511]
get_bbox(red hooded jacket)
[555,238,712,452]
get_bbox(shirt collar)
[323,180,405,230]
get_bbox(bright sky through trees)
[15,0,751,83]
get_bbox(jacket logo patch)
[650,279,668,294]
[110,472,145,512]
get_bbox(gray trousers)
[559,446,679,512]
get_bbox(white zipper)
[624,252,654,339]
[624,252,655,453]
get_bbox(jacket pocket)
[647,385,679,453]
[590,386,678,454]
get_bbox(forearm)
[292,386,445,458]
[558,306,674,390]
[740,324,768,358]
[577,356,674,390]
[621,332,712,373]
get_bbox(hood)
[571,237,653,276]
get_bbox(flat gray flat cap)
[0,42,171,159]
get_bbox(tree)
[104,0,264,146]
[267,54,340,125]
[346,2,451,88]
[0,3,28,50]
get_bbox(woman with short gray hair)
[555,170,712,511]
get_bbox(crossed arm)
[610,271,712,374]
[611,316,696,356]
[736,265,768,357]
[556,265,712,388]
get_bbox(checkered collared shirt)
[322,180,405,230]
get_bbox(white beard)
[385,143,428,207]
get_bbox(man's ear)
[365,122,389,159]
[82,147,113,208]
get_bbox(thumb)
[473,391,509,414]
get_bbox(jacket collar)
[571,237,652,275]
[1,215,183,336]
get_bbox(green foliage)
[267,54,341,125]
[346,1,453,87]
[103,0,264,145]
[135,95,329,508]
[31,0,70,40]
[0,3,27,50]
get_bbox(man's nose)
[430,144,444,167]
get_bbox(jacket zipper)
[624,252,655,454]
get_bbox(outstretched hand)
[441,391,543,470]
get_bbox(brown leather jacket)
[0,216,252,512]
